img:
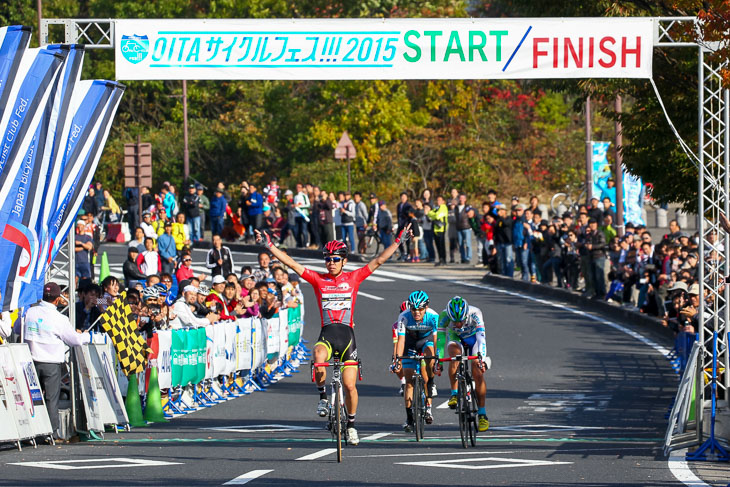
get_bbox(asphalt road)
[0,246,696,486]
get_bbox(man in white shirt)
[140,212,158,240]
[293,183,310,248]
[16,282,91,439]
[170,285,218,329]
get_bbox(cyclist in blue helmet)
[393,290,440,432]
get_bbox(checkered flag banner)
[100,291,147,376]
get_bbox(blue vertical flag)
[33,81,125,304]
[0,26,32,123]
[0,48,66,310]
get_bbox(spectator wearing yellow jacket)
[427,195,448,266]
[172,213,192,251]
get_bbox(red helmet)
[400,301,408,312]
[323,240,348,257]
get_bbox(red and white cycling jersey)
[301,266,372,327]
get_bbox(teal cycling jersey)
[396,308,439,340]
[436,306,486,357]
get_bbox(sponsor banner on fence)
[90,342,128,426]
[157,330,172,390]
[74,344,106,433]
[114,18,653,81]
[0,345,30,441]
[0,344,53,440]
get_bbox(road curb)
[479,273,674,341]
[192,241,369,263]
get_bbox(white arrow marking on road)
[9,458,183,470]
[360,432,392,441]
[223,469,274,485]
[296,448,338,461]
[396,457,573,470]
[436,399,451,409]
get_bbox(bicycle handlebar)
[438,355,480,362]
[312,361,360,368]
[394,355,440,361]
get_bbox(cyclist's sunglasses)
[324,256,343,263]
[409,303,427,311]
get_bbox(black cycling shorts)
[316,324,358,363]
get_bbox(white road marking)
[436,399,451,409]
[295,448,338,461]
[350,450,516,458]
[667,450,711,487]
[9,458,183,470]
[358,291,384,301]
[360,432,392,441]
[396,456,572,470]
[223,469,274,485]
[304,264,394,282]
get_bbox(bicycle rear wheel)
[413,376,425,441]
[457,378,468,449]
[367,234,382,259]
[335,382,343,462]
[550,192,570,216]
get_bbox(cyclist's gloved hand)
[391,358,402,373]
[255,229,273,248]
[395,223,413,245]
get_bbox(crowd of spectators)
[78,179,701,337]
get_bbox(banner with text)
[114,18,653,81]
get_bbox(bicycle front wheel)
[367,235,382,259]
[457,378,468,449]
[467,381,478,447]
[413,377,425,441]
[335,383,343,462]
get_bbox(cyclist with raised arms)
[393,290,440,432]
[255,225,411,446]
[437,296,490,432]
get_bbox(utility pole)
[585,95,593,203]
[182,80,190,182]
[36,0,42,45]
[615,95,624,236]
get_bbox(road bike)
[311,359,362,462]
[438,355,489,448]
[394,354,439,441]
[550,183,587,216]
[359,227,383,258]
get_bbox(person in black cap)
[182,183,201,242]
[585,217,607,298]
[16,282,91,441]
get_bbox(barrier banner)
[235,319,252,371]
[195,328,206,384]
[0,345,33,440]
[171,329,184,387]
[182,329,196,386]
[115,18,654,81]
[90,343,128,426]
[224,321,237,375]
[74,345,106,433]
[213,322,226,377]
[156,330,172,389]
[5,344,53,439]
[288,305,301,348]
[253,317,266,370]
[204,325,215,380]
[0,363,20,445]
[267,317,280,360]
[278,309,289,356]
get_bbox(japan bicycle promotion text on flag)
[114,18,654,81]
